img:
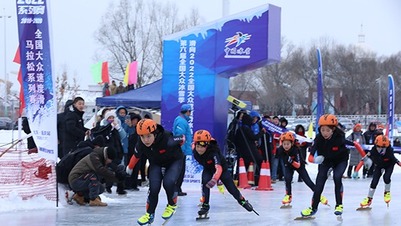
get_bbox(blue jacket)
[115,106,129,154]
[172,114,192,155]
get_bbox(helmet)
[375,135,390,147]
[193,130,212,142]
[181,104,192,112]
[318,114,338,126]
[136,119,157,135]
[280,132,295,143]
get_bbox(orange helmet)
[318,114,338,126]
[280,132,295,143]
[193,130,212,142]
[136,119,157,135]
[375,135,390,147]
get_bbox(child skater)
[125,119,184,225]
[276,132,329,208]
[301,114,352,218]
[359,135,401,209]
[192,130,256,219]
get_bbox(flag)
[387,74,395,143]
[16,0,58,161]
[315,48,324,134]
[307,122,314,139]
[91,62,109,84]
[123,61,138,85]
[13,47,25,116]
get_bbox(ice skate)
[137,213,154,225]
[357,197,372,211]
[196,203,210,220]
[384,191,391,207]
[280,195,292,208]
[320,195,330,206]
[334,204,343,215]
[161,204,177,220]
[239,199,259,215]
[294,207,316,220]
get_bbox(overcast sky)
[1,0,400,91]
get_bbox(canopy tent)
[96,79,162,109]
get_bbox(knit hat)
[353,123,362,132]
[104,111,116,120]
[105,146,116,160]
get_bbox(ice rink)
[2,164,401,226]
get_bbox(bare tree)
[94,0,201,87]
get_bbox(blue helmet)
[181,104,192,112]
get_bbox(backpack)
[56,146,93,184]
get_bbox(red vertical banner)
[101,61,109,84]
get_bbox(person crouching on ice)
[192,130,255,218]
[359,135,401,208]
[125,119,184,225]
[276,132,328,207]
[301,114,351,217]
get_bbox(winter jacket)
[368,146,400,168]
[346,132,366,166]
[68,147,118,185]
[115,106,129,154]
[276,145,303,169]
[130,125,184,167]
[310,129,349,165]
[63,105,88,154]
[193,140,228,172]
[172,114,192,155]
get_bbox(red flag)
[101,62,109,84]
[13,47,25,116]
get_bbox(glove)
[217,184,225,194]
[314,155,324,164]
[363,157,373,169]
[287,156,293,164]
[352,172,358,179]
[206,178,217,189]
[397,162,401,167]
[126,166,133,175]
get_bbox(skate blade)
[161,218,170,226]
[337,215,343,222]
[356,207,372,211]
[280,204,292,209]
[294,216,315,220]
[196,216,209,220]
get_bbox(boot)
[334,204,343,215]
[89,197,107,206]
[72,193,86,206]
[282,195,292,204]
[384,191,391,203]
[360,197,372,207]
[137,213,154,225]
[301,207,317,216]
[198,203,210,215]
[162,204,177,219]
[238,199,253,212]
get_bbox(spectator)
[110,80,117,95]
[63,97,90,157]
[172,103,193,196]
[346,123,366,179]
[116,82,125,94]
[102,82,110,97]
[57,99,73,158]
[294,124,309,182]
[363,122,378,178]
[127,113,142,191]
[68,146,125,206]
